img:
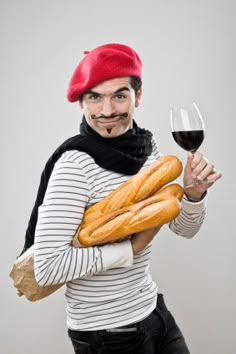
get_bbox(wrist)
[184,190,207,202]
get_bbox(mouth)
[98,117,122,125]
[97,119,122,131]
[91,113,128,121]
[91,113,129,133]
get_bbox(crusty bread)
[72,156,184,247]
[82,155,182,225]
[153,183,184,200]
[77,198,180,246]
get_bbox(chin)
[106,127,129,138]
[95,124,129,138]
[99,130,120,138]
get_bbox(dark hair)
[130,76,142,95]
[79,76,142,101]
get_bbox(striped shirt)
[34,139,206,330]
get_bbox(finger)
[190,151,204,169]
[194,162,214,180]
[204,171,222,182]
[197,165,222,181]
[184,152,194,175]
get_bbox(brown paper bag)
[9,246,63,302]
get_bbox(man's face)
[79,77,142,138]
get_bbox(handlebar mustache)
[91,113,128,120]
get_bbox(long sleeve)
[33,154,133,287]
[169,195,206,238]
[151,138,206,238]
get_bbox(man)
[32,43,221,353]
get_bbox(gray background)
[1,0,235,353]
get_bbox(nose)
[100,98,115,117]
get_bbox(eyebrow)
[114,87,130,94]
[84,86,130,96]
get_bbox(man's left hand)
[183,151,222,201]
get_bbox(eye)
[113,93,127,101]
[88,94,100,100]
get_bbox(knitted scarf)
[20,117,153,255]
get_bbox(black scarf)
[20,117,153,255]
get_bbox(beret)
[67,43,142,102]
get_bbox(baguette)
[78,183,183,235]
[82,155,182,225]
[153,183,184,200]
[74,183,183,246]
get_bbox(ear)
[135,89,142,107]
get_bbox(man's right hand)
[131,227,161,255]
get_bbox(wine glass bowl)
[170,102,211,188]
[170,103,205,153]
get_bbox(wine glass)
[170,102,211,188]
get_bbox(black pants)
[68,294,190,354]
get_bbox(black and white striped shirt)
[34,140,206,330]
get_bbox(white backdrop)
[1,0,235,353]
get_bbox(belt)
[105,324,139,333]
[105,317,147,333]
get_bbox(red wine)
[172,130,204,152]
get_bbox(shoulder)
[55,150,98,173]
[52,150,97,182]
[54,150,101,188]
[59,150,95,165]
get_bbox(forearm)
[34,198,133,286]
[34,238,133,286]
[169,195,206,238]
[131,227,161,255]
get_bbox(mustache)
[91,113,129,120]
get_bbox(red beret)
[67,43,142,102]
